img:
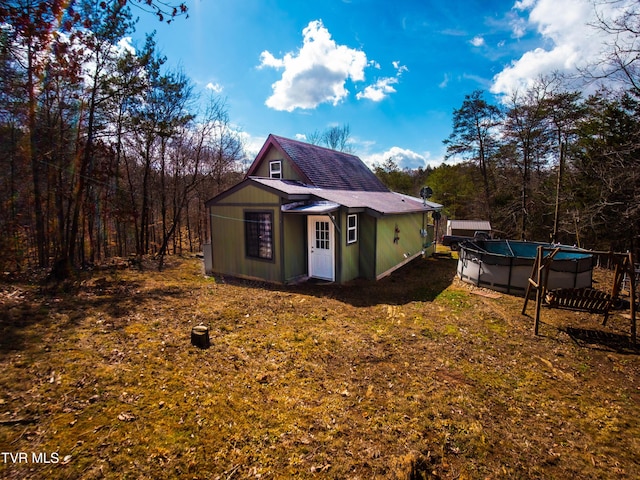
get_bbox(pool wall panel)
[457,241,593,296]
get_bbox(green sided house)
[204,134,442,284]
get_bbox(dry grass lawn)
[0,254,638,479]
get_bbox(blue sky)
[131,0,629,169]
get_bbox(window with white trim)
[269,161,282,179]
[347,214,358,244]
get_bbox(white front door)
[308,216,335,281]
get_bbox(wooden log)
[191,325,210,349]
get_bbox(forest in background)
[375,83,640,254]
[0,0,638,276]
[369,0,640,258]
[0,0,245,276]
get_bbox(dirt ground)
[0,254,638,479]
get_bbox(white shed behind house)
[446,220,492,237]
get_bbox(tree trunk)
[552,141,565,244]
[27,43,47,268]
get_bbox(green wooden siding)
[375,213,426,277]
[339,211,360,283]
[358,214,377,280]
[282,214,307,282]
[253,147,305,181]
[210,185,282,282]
[424,223,436,256]
[217,183,281,206]
[209,181,437,284]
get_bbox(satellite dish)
[420,186,433,200]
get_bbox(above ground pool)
[457,240,593,295]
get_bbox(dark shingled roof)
[251,134,389,192]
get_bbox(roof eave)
[367,207,439,218]
[205,178,312,207]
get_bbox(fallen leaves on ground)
[0,255,638,479]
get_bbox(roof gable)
[246,134,389,192]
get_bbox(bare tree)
[305,129,323,146]
[588,0,640,94]
[61,0,137,275]
[156,95,244,269]
[546,90,586,243]
[323,124,353,152]
[570,90,640,254]
[501,80,555,240]
[306,124,353,152]
[0,0,69,268]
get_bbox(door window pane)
[315,221,330,249]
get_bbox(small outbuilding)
[204,134,442,284]
[446,219,492,237]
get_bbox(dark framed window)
[245,212,273,260]
[347,214,358,244]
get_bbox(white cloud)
[514,0,536,10]
[509,16,528,39]
[258,51,284,69]
[492,0,636,97]
[392,61,408,74]
[206,82,223,93]
[357,61,408,102]
[363,146,439,170]
[236,131,266,162]
[117,37,136,56]
[470,36,485,47]
[439,73,450,88]
[356,77,398,101]
[258,20,368,111]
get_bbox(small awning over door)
[281,201,340,214]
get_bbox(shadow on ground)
[563,326,640,354]
[218,255,459,308]
[0,275,188,357]
[0,255,458,356]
